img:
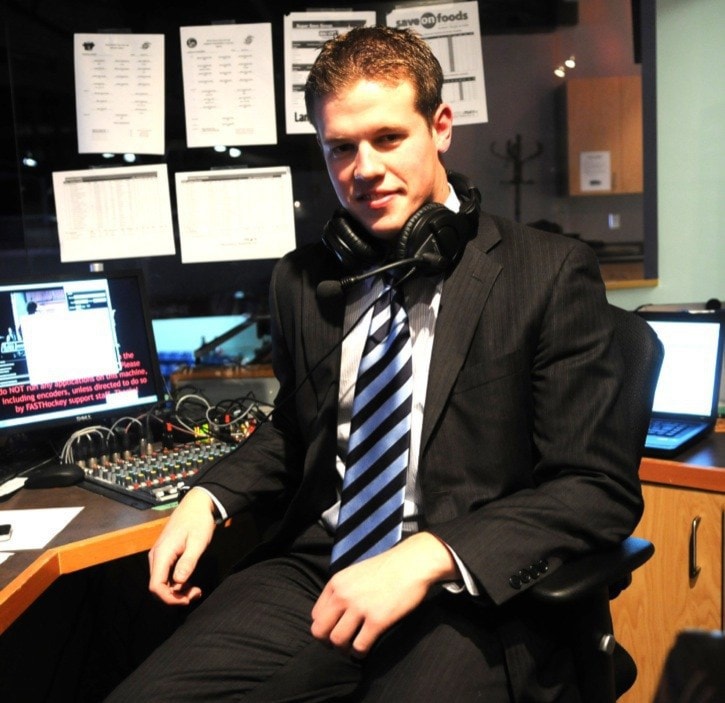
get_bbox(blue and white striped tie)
[330,279,413,573]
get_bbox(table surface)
[640,421,725,492]
[0,483,172,634]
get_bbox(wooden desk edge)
[0,550,59,635]
[640,457,725,493]
[0,516,168,635]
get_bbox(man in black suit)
[107,27,642,702]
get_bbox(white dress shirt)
[322,185,478,595]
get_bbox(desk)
[639,422,725,492]
[613,427,725,703]
[2,431,724,696]
[0,484,171,635]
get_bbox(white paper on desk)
[385,2,488,125]
[0,507,83,551]
[52,164,175,263]
[176,165,296,262]
[74,33,165,155]
[283,11,376,135]
[180,23,277,148]
[0,553,13,565]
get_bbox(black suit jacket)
[200,211,643,697]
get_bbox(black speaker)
[322,171,480,274]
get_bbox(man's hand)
[310,532,459,658]
[148,487,217,605]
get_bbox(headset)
[321,171,481,275]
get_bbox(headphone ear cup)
[396,202,473,269]
[322,172,480,273]
[322,209,386,270]
[394,202,447,261]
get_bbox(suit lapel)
[301,256,346,410]
[420,219,502,454]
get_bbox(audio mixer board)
[79,439,236,508]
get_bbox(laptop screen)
[640,313,724,419]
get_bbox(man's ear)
[433,102,453,154]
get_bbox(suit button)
[518,569,532,584]
[528,564,541,579]
[509,575,522,590]
[536,559,549,573]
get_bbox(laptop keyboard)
[648,419,692,437]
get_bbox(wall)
[448,0,644,245]
[0,0,652,317]
[607,0,724,310]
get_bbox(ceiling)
[3,1,578,39]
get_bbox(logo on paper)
[395,9,469,30]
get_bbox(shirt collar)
[444,181,461,213]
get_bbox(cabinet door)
[611,483,723,703]
[618,75,644,193]
[566,76,643,195]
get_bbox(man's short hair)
[304,26,444,130]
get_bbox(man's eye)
[380,134,402,146]
[330,144,353,157]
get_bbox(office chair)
[529,305,664,702]
[654,629,725,702]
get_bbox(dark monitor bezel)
[636,309,725,422]
[0,268,166,441]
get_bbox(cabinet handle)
[689,516,702,579]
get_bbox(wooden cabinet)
[611,482,725,703]
[565,75,643,195]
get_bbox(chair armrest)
[529,536,654,603]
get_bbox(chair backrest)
[577,307,663,700]
[529,306,664,703]
[609,304,664,460]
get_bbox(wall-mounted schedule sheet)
[283,11,376,135]
[180,23,277,147]
[386,2,488,125]
[52,165,175,262]
[175,166,296,263]
[74,33,165,155]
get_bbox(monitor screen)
[0,270,165,438]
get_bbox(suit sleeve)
[428,240,643,606]
[194,254,306,518]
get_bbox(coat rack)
[490,134,544,222]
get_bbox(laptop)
[637,310,725,458]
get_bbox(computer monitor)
[0,270,166,440]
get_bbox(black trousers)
[105,522,510,702]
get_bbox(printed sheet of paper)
[0,507,83,551]
[180,23,277,147]
[176,166,296,263]
[74,33,165,155]
[580,151,612,192]
[283,11,376,135]
[52,164,175,262]
[386,2,488,125]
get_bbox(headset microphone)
[192,263,418,487]
[316,252,445,301]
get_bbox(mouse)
[23,462,85,489]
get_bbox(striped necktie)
[330,278,413,573]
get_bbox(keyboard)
[79,439,236,508]
[648,419,691,437]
